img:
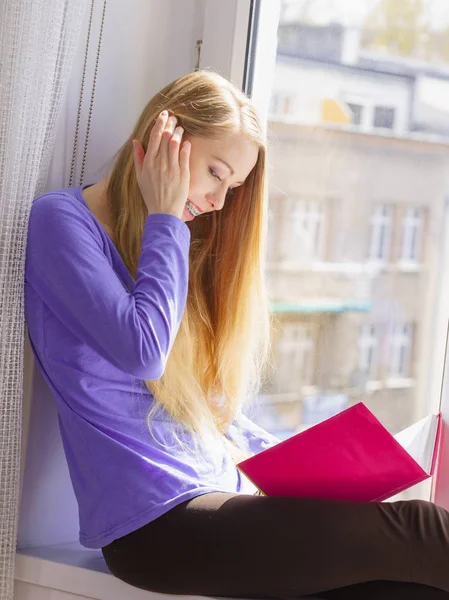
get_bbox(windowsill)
[266,260,422,275]
[356,379,415,392]
[16,544,135,600]
[15,543,212,600]
[365,380,383,392]
[368,261,423,274]
[396,261,422,272]
[15,544,318,600]
[365,260,388,272]
[267,260,379,274]
[385,377,415,389]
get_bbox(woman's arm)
[25,193,190,380]
[226,410,281,458]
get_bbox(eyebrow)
[212,156,244,185]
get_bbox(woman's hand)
[132,110,191,220]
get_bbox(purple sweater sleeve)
[225,410,281,456]
[25,195,190,380]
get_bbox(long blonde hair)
[106,69,274,451]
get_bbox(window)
[374,106,396,130]
[401,207,424,263]
[287,199,325,261]
[347,102,364,126]
[389,323,414,378]
[358,324,378,380]
[270,91,294,115]
[244,0,449,502]
[369,205,392,262]
[345,97,399,132]
[275,323,315,392]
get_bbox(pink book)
[237,402,442,502]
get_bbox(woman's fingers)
[169,126,184,170]
[179,139,190,173]
[132,110,190,220]
[158,115,177,163]
[146,111,169,163]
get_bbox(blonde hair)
[106,69,274,452]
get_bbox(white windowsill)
[385,377,415,389]
[365,380,383,392]
[267,260,380,275]
[396,261,422,273]
[15,544,318,600]
[15,544,214,600]
[266,260,422,275]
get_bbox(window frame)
[344,93,400,133]
[276,322,315,391]
[433,324,449,507]
[286,197,326,262]
[388,322,414,379]
[400,207,425,265]
[368,204,393,263]
[358,323,378,380]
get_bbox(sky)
[281,0,449,29]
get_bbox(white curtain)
[0,1,89,597]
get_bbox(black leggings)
[101,492,449,599]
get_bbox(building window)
[344,96,399,132]
[389,323,414,378]
[401,207,424,263]
[287,199,325,261]
[347,102,364,126]
[358,324,378,379]
[275,323,315,392]
[369,204,392,262]
[373,106,396,130]
[270,92,294,116]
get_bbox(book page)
[393,414,439,474]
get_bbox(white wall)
[19,0,204,549]
[48,0,204,192]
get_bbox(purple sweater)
[24,184,279,549]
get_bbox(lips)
[187,199,204,214]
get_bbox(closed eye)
[209,168,235,197]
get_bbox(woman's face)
[181,132,259,222]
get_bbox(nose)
[207,186,227,211]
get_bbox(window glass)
[251,0,449,501]
[374,105,396,129]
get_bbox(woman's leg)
[101,493,449,598]
[313,581,449,599]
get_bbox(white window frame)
[388,322,414,379]
[276,322,315,391]
[400,207,425,265]
[358,324,378,380]
[344,94,399,133]
[285,198,325,262]
[202,0,449,510]
[433,324,449,506]
[200,0,253,90]
[369,204,392,263]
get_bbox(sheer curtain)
[0,1,89,597]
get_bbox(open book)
[237,402,442,502]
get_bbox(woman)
[24,69,449,599]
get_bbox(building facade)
[253,23,449,440]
